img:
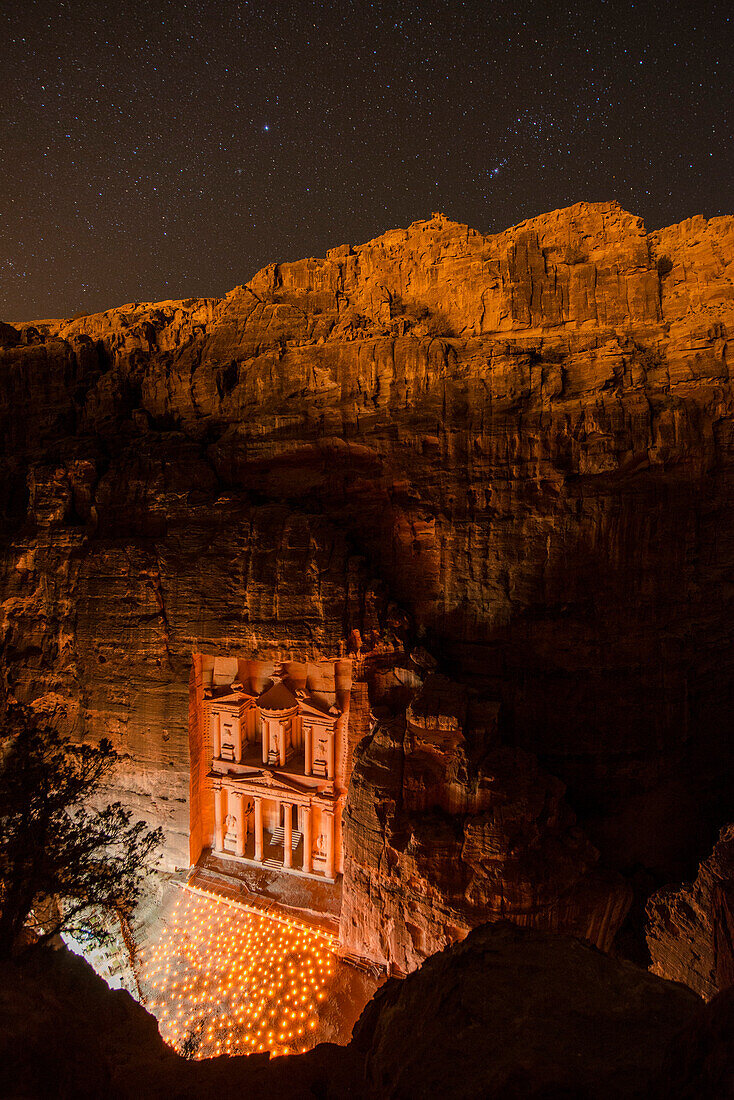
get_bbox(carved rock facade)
[2,201,734,967]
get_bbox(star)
[1,0,728,319]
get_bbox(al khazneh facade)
[189,656,356,881]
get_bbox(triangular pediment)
[210,689,256,707]
[230,768,315,796]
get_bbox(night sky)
[2,0,732,320]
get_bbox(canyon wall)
[1,925,712,1100]
[339,674,630,971]
[2,200,734,966]
[647,823,734,1000]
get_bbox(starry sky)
[2,0,732,320]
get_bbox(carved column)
[302,804,312,874]
[233,715,243,763]
[279,721,286,768]
[283,801,292,869]
[211,711,221,759]
[304,724,312,775]
[261,719,268,765]
[324,809,334,880]
[254,797,263,861]
[214,787,226,852]
[327,729,335,780]
[245,703,255,755]
[234,792,246,857]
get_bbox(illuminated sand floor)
[140,889,371,1059]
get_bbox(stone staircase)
[263,827,302,869]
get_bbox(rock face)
[353,922,702,1100]
[0,945,180,1098]
[340,675,630,971]
[647,823,734,1000]
[654,984,734,1100]
[0,927,710,1099]
[2,200,734,956]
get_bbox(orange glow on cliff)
[140,888,336,1059]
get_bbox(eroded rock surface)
[647,823,734,1000]
[0,926,711,1099]
[353,922,701,1100]
[340,675,630,971]
[2,201,734,934]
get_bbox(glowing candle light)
[140,887,337,1058]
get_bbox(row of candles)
[140,888,337,1059]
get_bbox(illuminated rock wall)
[0,487,365,869]
[1,201,734,924]
[340,677,631,971]
[647,823,734,1000]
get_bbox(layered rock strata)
[647,823,734,1000]
[340,675,630,971]
[1,201,734,933]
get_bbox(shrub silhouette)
[0,705,162,959]
[657,255,674,279]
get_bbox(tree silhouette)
[0,705,163,959]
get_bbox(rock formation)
[340,674,630,970]
[352,922,702,1100]
[0,925,717,1099]
[647,823,734,1000]
[654,984,734,1099]
[2,200,734,966]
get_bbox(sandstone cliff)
[2,200,734,967]
[340,674,630,970]
[647,823,734,1000]
[0,927,710,1099]
[352,922,704,1100]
